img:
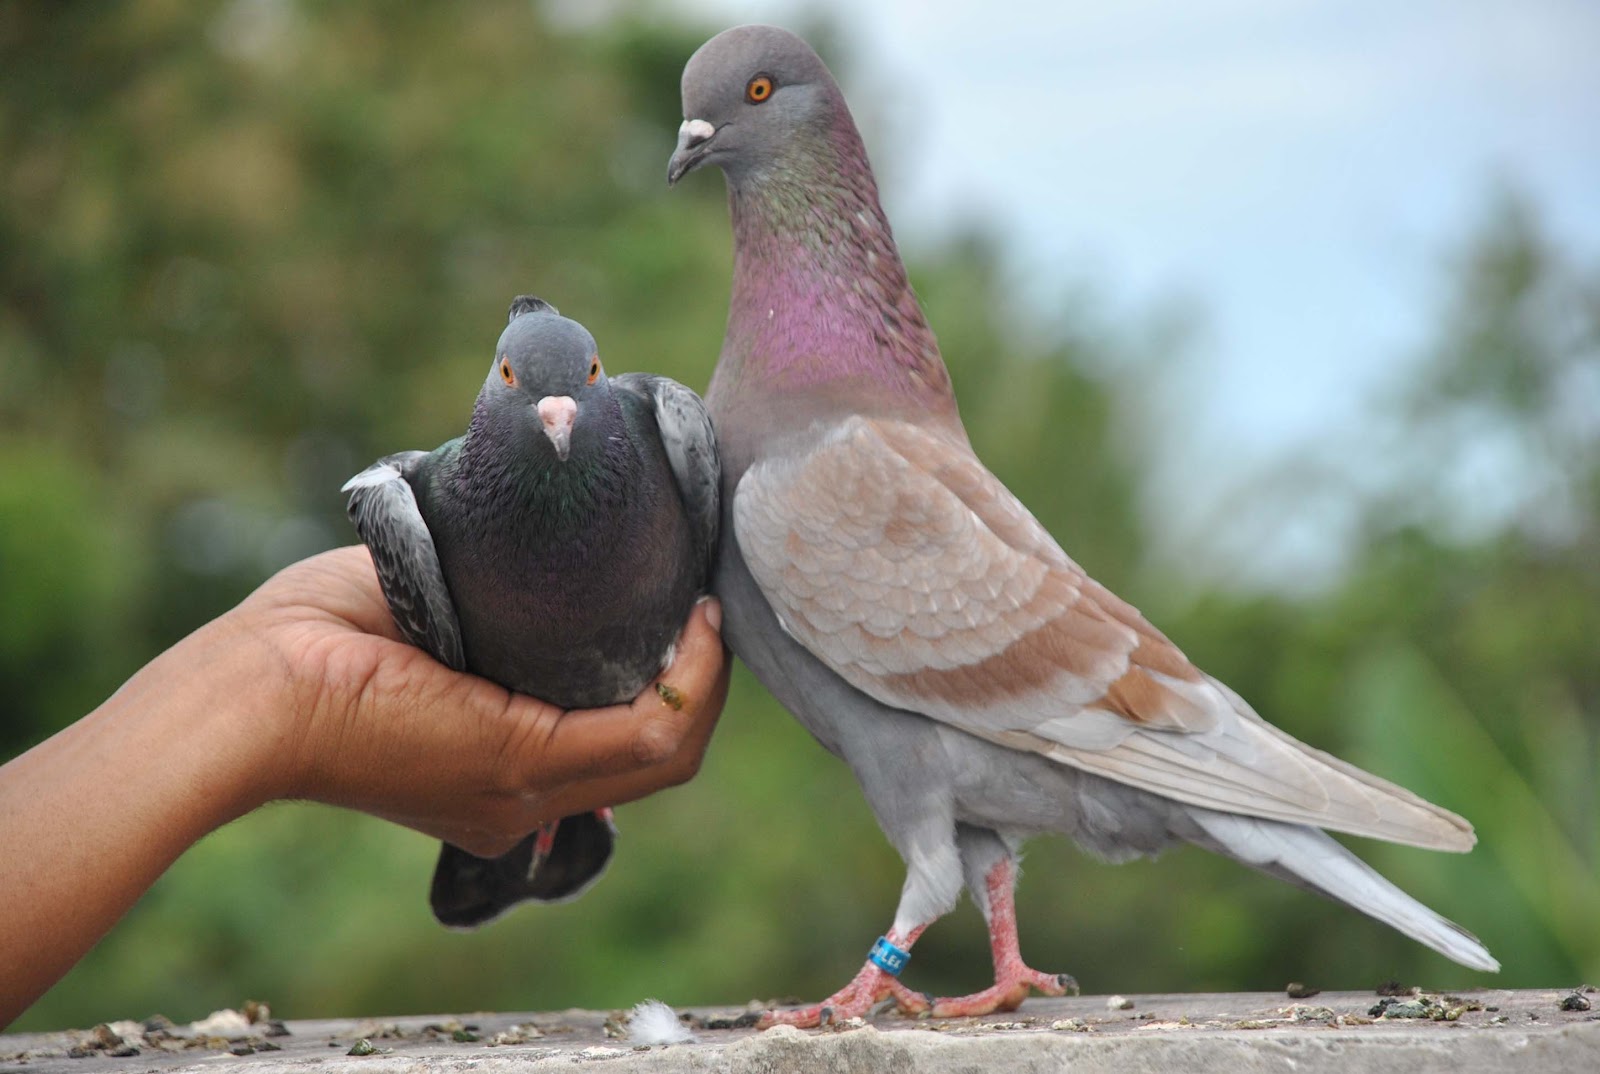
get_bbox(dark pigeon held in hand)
[667,25,1497,1027]
[343,295,718,928]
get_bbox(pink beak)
[536,395,577,461]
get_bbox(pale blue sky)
[659,0,1600,586]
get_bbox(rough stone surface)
[5,990,1597,1074]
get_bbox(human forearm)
[0,615,280,1028]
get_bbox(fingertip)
[671,598,722,666]
[697,594,723,633]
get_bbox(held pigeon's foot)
[529,807,614,871]
[929,967,1078,1018]
[530,820,559,866]
[759,958,931,1027]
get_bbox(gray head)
[667,25,846,188]
[481,295,610,463]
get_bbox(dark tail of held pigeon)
[1188,808,1500,972]
[430,810,617,929]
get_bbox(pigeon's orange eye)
[745,75,774,104]
[499,357,516,386]
[587,356,601,385]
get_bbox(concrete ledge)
[6,990,1597,1074]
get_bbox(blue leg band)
[868,935,911,977]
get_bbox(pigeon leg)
[929,857,1077,1018]
[762,783,964,1027]
[759,925,930,1028]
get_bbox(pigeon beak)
[667,118,716,186]
[536,395,576,462]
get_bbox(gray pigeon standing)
[667,25,1497,1026]
[343,295,718,928]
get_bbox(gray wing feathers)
[342,452,466,671]
[1010,686,1476,852]
[616,373,720,575]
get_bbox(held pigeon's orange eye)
[745,75,774,104]
[587,356,601,385]
[499,357,516,386]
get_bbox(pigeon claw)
[891,984,933,1016]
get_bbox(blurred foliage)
[3,0,1595,1033]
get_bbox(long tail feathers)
[1190,808,1499,973]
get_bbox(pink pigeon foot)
[759,963,930,1027]
[928,967,1077,1018]
[760,928,930,1028]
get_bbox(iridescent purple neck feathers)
[718,99,953,414]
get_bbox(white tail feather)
[1192,809,1499,973]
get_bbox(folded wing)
[734,416,1472,851]
[343,451,465,672]
[614,373,721,579]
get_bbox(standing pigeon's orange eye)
[500,357,516,386]
[587,356,601,385]
[745,75,774,104]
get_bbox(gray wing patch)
[342,451,466,672]
[614,373,721,577]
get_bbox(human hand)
[0,545,727,1026]
[231,545,730,855]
